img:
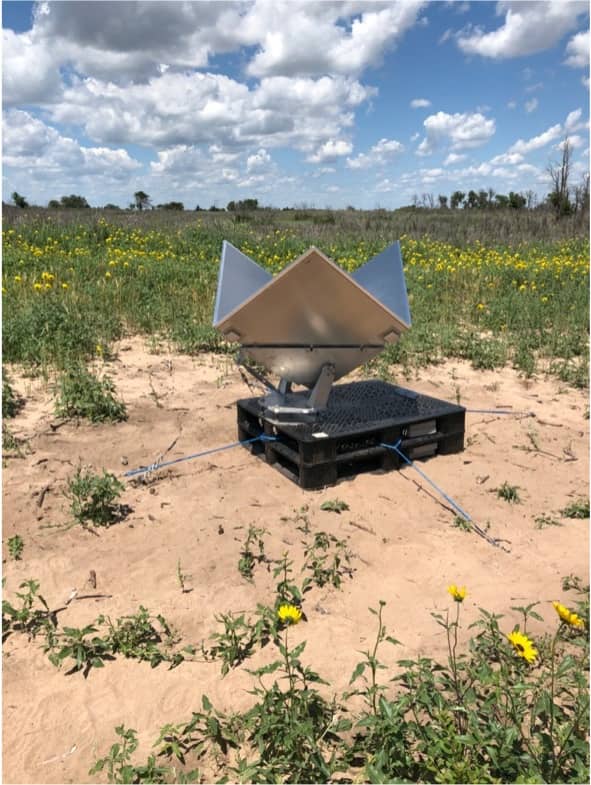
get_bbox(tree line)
[8,140,589,218]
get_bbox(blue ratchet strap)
[124,434,277,478]
[381,439,507,550]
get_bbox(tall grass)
[2,208,588,385]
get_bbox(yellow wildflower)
[61,282,69,290]
[33,282,43,291]
[507,630,537,663]
[477,303,485,310]
[14,275,22,283]
[105,271,112,279]
[277,604,302,625]
[553,601,584,628]
[447,584,467,603]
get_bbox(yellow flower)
[61,282,69,290]
[553,601,584,628]
[277,604,302,625]
[477,303,485,310]
[507,630,537,663]
[33,282,43,291]
[44,283,51,290]
[105,271,112,278]
[96,344,103,355]
[14,275,22,283]
[447,584,467,603]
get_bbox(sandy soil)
[2,338,589,784]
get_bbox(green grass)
[2,209,588,385]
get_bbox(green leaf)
[349,661,366,684]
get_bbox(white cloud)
[557,134,585,150]
[564,29,590,68]
[410,98,431,108]
[443,152,467,165]
[507,123,562,154]
[307,139,353,164]
[2,28,62,105]
[410,131,420,141]
[490,152,524,165]
[564,108,585,132]
[507,100,517,109]
[247,0,426,77]
[45,71,373,158]
[524,97,538,113]
[417,111,495,155]
[456,1,586,59]
[246,148,272,172]
[346,137,404,169]
[2,109,140,192]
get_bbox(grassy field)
[2,206,589,783]
[2,206,588,388]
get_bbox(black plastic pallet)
[237,380,465,489]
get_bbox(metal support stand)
[262,363,336,423]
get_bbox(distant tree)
[11,191,28,208]
[508,191,526,209]
[450,190,465,209]
[487,188,496,207]
[477,190,489,209]
[103,203,121,210]
[495,194,509,209]
[547,137,572,217]
[465,190,478,209]
[573,172,590,215]
[438,194,448,209]
[60,194,90,208]
[209,204,223,212]
[48,199,61,209]
[156,201,184,210]
[134,190,151,211]
[195,205,202,211]
[226,198,258,211]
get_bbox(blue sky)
[2,1,589,209]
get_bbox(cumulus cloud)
[456,0,586,59]
[507,123,563,154]
[2,109,140,181]
[564,29,590,67]
[45,71,372,157]
[2,28,62,105]
[246,0,426,77]
[410,98,431,108]
[246,148,272,172]
[443,152,467,165]
[307,139,353,164]
[525,97,538,113]
[346,138,404,169]
[490,152,524,165]
[416,110,495,155]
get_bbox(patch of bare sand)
[2,337,589,783]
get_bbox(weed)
[534,514,563,529]
[55,364,127,423]
[452,515,472,532]
[99,606,185,668]
[237,525,268,581]
[205,608,275,676]
[177,559,192,593]
[302,532,353,590]
[89,725,172,784]
[48,624,115,677]
[496,481,521,503]
[320,498,349,514]
[7,534,24,560]
[2,579,56,642]
[2,370,23,418]
[2,424,26,458]
[561,498,590,519]
[66,467,126,527]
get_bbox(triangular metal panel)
[213,240,272,325]
[351,241,411,327]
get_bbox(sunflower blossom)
[507,630,538,663]
[447,584,467,603]
[277,604,302,625]
[553,601,584,628]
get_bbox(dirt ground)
[2,338,589,784]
